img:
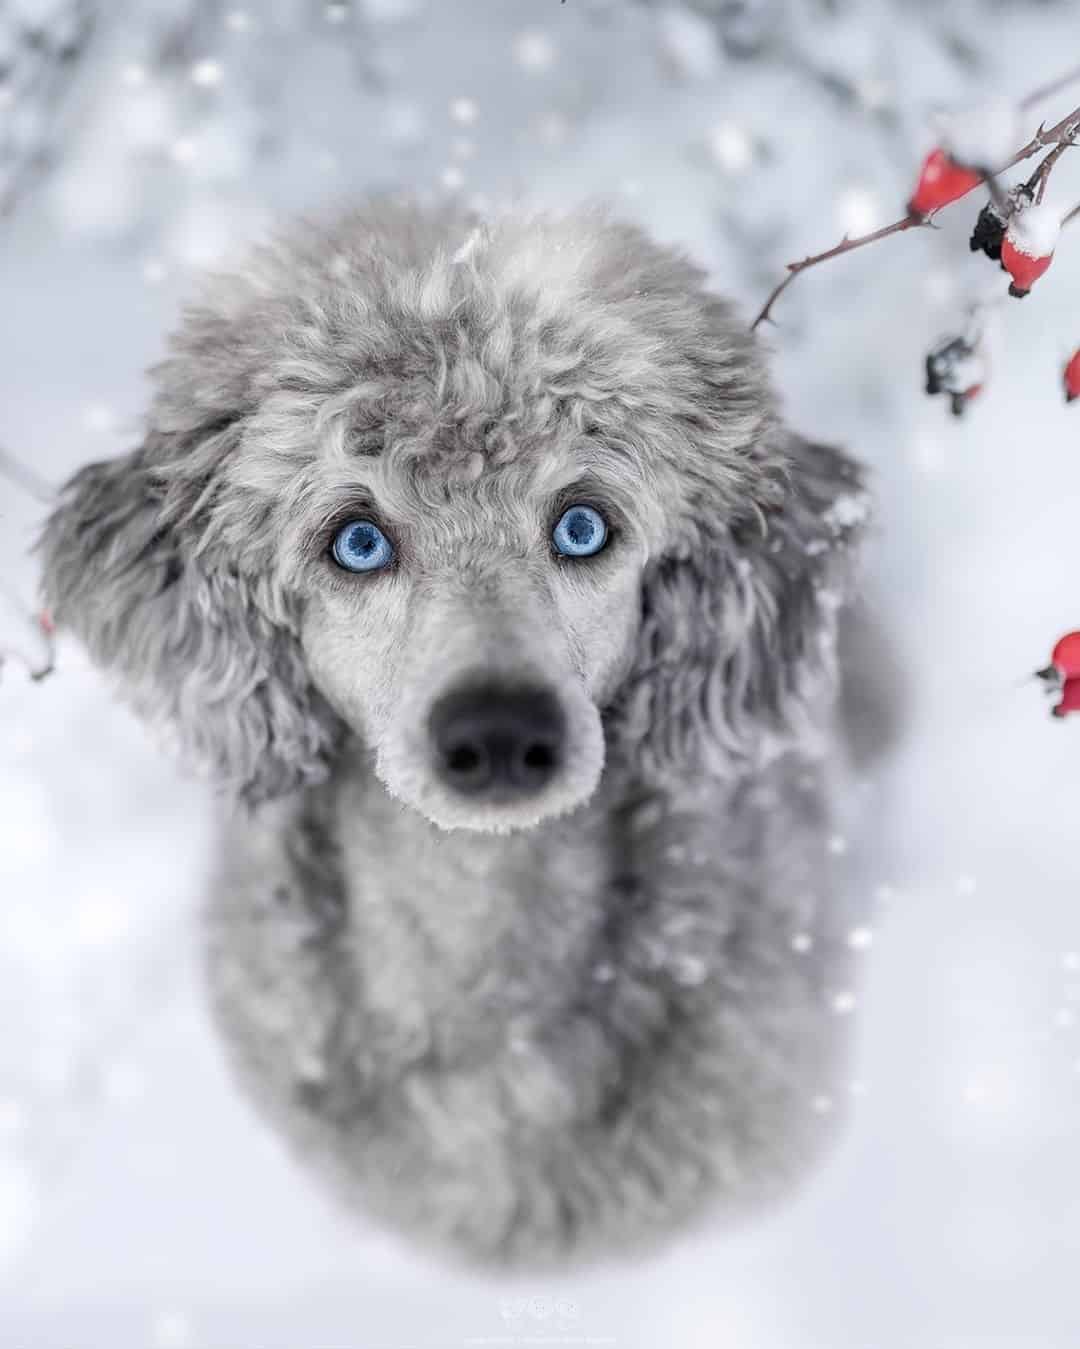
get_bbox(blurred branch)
[1020,62,1080,111]
[0,1,98,218]
[0,444,54,504]
[0,444,55,681]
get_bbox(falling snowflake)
[847,926,873,951]
[152,1310,192,1349]
[513,30,556,73]
[190,59,224,87]
[449,96,479,126]
[834,185,882,235]
[706,122,753,174]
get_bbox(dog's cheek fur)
[550,551,645,709]
[39,452,341,806]
[615,436,868,776]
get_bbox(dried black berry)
[969,202,1006,260]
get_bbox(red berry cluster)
[879,135,1080,716]
[916,147,1080,715]
[750,74,1080,722]
[754,83,1080,416]
[906,141,1079,415]
[909,146,1063,298]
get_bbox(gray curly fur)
[41,198,875,1265]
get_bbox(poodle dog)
[42,199,873,1265]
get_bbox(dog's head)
[42,201,865,832]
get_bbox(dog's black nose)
[430,684,565,798]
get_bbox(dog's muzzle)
[429,682,565,800]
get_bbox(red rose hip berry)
[1052,678,1080,719]
[908,149,982,217]
[1064,349,1080,403]
[1000,204,1060,298]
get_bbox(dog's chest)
[335,772,615,1063]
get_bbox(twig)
[1027,142,1070,203]
[751,214,930,330]
[0,444,54,504]
[751,100,1080,330]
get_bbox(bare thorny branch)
[751,213,933,330]
[751,92,1080,331]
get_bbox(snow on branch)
[1020,62,1080,111]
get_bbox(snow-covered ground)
[4,1,1080,1345]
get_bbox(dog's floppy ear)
[619,435,868,776]
[40,433,341,808]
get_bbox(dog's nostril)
[430,684,565,799]
[448,744,482,775]
[522,742,556,772]
[441,736,493,791]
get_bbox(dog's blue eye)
[332,520,393,572]
[553,504,607,558]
